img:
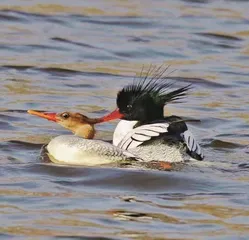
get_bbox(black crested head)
[117,65,191,122]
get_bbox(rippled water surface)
[1,0,249,239]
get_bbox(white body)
[47,135,140,166]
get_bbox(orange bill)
[27,110,57,122]
[100,108,124,122]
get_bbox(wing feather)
[118,123,169,150]
[182,130,204,160]
[131,133,153,142]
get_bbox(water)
[1,0,249,239]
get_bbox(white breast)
[113,120,138,146]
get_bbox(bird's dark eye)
[61,112,70,119]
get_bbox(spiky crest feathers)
[117,65,191,109]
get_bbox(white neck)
[113,120,138,146]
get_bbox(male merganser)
[101,65,204,162]
[27,110,142,166]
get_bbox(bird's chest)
[113,120,138,146]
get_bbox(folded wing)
[117,123,169,150]
[117,121,204,160]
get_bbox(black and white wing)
[117,123,169,150]
[181,130,204,160]
[116,119,204,160]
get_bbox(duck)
[100,65,204,162]
[27,110,142,166]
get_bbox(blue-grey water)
[1,0,249,239]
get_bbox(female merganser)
[27,110,142,166]
[101,66,204,162]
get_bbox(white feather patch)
[182,130,204,159]
[113,120,138,146]
[131,133,152,142]
[118,123,169,150]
